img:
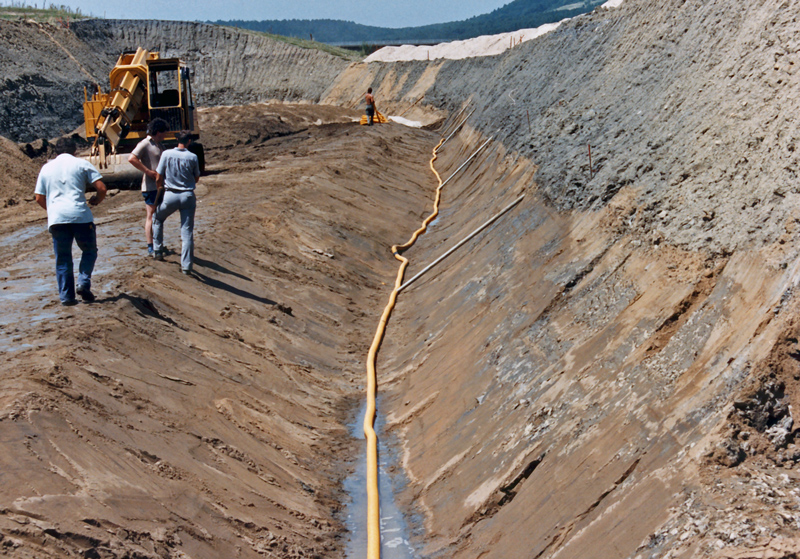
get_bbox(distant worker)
[365,87,377,125]
[34,137,107,306]
[152,130,201,275]
[128,117,168,256]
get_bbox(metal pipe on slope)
[397,194,525,292]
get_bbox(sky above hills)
[19,0,511,27]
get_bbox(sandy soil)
[0,104,439,558]
[0,136,39,209]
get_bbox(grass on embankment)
[232,26,364,62]
[0,4,88,23]
[0,6,362,61]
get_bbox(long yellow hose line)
[363,137,446,559]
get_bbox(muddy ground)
[7,2,800,558]
[0,104,439,558]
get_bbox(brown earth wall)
[3,1,800,557]
[320,1,800,555]
[376,126,800,558]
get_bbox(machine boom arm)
[87,48,150,167]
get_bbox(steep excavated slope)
[325,0,800,256]
[322,1,800,557]
[377,130,798,559]
[0,18,351,142]
[0,19,113,143]
[70,20,352,107]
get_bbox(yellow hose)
[363,137,446,559]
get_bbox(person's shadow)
[96,293,178,324]
[193,257,252,282]
[97,259,292,316]
[191,263,293,315]
[191,268,277,306]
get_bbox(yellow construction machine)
[83,47,203,186]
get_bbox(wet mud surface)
[0,104,439,558]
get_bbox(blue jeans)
[50,222,97,303]
[153,190,196,271]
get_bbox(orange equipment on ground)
[360,111,389,125]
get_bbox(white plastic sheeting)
[365,0,626,63]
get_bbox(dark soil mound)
[0,135,39,207]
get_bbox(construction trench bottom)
[0,104,440,559]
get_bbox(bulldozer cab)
[147,61,196,133]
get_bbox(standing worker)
[152,130,201,275]
[365,87,377,125]
[129,118,168,256]
[34,137,107,306]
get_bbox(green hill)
[212,0,606,45]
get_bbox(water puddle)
[0,224,45,249]
[344,401,416,559]
[0,252,64,352]
[0,220,144,353]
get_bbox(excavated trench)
[4,1,800,558]
[0,104,441,559]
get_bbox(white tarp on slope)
[365,0,626,63]
[388,116,424,128]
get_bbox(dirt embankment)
[317,1,800,557]
[0,135,39,208]
[372,127,800,559]
[0,18,352,143]
[70,20,352,108]
[0,105,435,559]
[325,0,800,257]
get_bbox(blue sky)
[10,1,512,27]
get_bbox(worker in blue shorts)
[129,117,168,255]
